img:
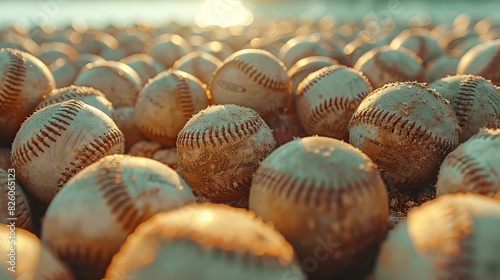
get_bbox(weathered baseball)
[208,49,291,120]
[353,46,425,89]
[104,203,305,280]
[41,154,195,280]
[249,136,389,280]
[429,74,500,142]
[287,55,339,113]
[436,128,500,198]
[343,39,379,67]
[0,30,39,55]
[37,42,79,66]
[120,53,165,86]
[296,65,373,141]
[74,60,142,108]
[278,34,331,69]
[146,33,192,68]
[74,53,104,71]
[172,51,222,85]
[134,70,210,147]
[0,168,33,232]
[11,100,125,204]
[1,224,75,279]
[349,82,460,187]
[0,48,56,146]
[457,39,500,86]
[112,106,146,152]
[374,193,500,280]
[390,28,443,64]
[177,104,276,206]
[35,85,114,117]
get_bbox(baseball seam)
[36,86,107,110]
[11,100,82,167]
[53,244,110,279]
[0,172,33,231]
[373,53,423,82]
[177,116,265,149]
[171,72,196,120]
[454,77,479,129]
[0,51,26,111]
[57,127,124,188]
[230,58,289,91]
[350,107,457,153]
[95,157,146,232]
[252,165,379,208]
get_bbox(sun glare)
[195,0,254,28]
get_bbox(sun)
[195,0,254,28]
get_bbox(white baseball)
[11,100,125,204]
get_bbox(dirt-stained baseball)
[134,69,209,147]
[249,136,389,280]
[278,34,331,69]
[11,100,125,204]
[436,128,500,198]
[35,85,114,117]
[208,49,291,120]
[146,33,193,69]
[0,48,56,146]
[41,154,195,280]
[296,65,373,141]
[374,193,500,280]
[105,203,305,280]
[74,60,142,108]
[353,46,425,89]
[177,104,276,207]
[429,74,500,142]
[349,82,460,187]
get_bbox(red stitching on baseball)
[36,86,107,110]
[350,107,457,153]
[171,72,197,119]
[177,116,265,149]
[52,244,111,279]
[57,128,124,189]
[229,58,289,91]
[454,77,479,128]
[0,51,26,111]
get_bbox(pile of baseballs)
[1,10,500,280]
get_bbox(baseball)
[374,193,500,280]
[349,82,461,187]
[425,54,460,83]
[296,65,373,141]
[457,39,500,86]
[278,34,331,69]
[389,29,443,64]
[35,85,114,117]
[249,136,389,280]
[37,42,78,66]
[105,203,305,280]
[208,49,291,120]
[11,99,125,204]
[134,69,210,147]
[146,33,193,68]
[429,74,500,142]
[127,139,162,158]
[172,50,222,85]
[41,154,195,279]
[120,53,165,86]
[177,104,276,207]
[0,168,33,232]
[353,46,425,89]
[0,47,56,146]
[0,224,75,279]
[48,58,79,88]
[436,128,500,198]
[74,60,142,108]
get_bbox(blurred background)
[1,0,499,29]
